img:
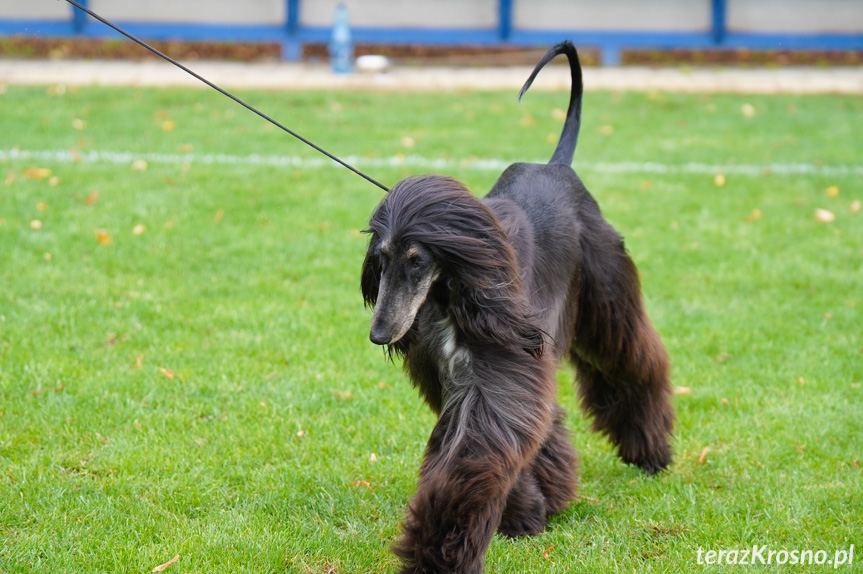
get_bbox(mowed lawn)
[1,80,861,573]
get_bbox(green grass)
[1,83,861,573]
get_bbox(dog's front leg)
[394,387,550,574]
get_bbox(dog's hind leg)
[570,207,674,474]
[529,406,578,514]
[498,469,547,538]
[498,406,578,536]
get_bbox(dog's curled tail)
[518,41,583,166]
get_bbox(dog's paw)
[618,436,672,474]
[497,513,546,538]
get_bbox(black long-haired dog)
[361,41,674,574]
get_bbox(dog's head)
[361,175,543,357]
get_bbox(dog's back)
[484,162,591,356]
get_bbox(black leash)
[62,0,390,192]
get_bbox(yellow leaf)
[850,200,861,214]
[400,136,415,149]
[673,386,691,395]
[743,208,762,223]
[36,202,48,212]
[815,208,835,223]
[162,120,176,132]
[30,220,43,230]
[551,108,566,121]
[23,168,52,179]
[159,368,174,379]
[713,173,726,187]
[825,185,840,197]
[741,103,756,117]
[132,223,147,235]
[131,159,148,171]
[95,229,113,245]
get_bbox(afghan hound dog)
[360,41,674,574]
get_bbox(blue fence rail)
[1,0,862,65]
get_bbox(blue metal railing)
[1,0,861,65]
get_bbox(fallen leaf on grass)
[333,389,354,401]
[369,453,378,463]
[95,229,113,245]
[673,386,691,395]
[743,208,762,223]
[713,173,726,187]
[48,176,60,187]
[576,494,599,504]
[551,107,566,121]
[4,170,15,186]
[721,397,730,405]
[159,368,174,379]
[597,124,614,136]
[162,120,176,132]
[213,208,224,223]
[815,208,835,223]
[72,118,87,131]
[400,136,415,149]
[23,168,52,179]
[740,103,756,117]
[132,223,147,235]
[30,220,43,230]
[85,191,99,206]
[130,354,144,370]
[350,479,373,491]
[825,185,840,197]
[850,200,861,214]
[518,112,536,128]
[296,430,305,438]
[131,159,148,172]
[698,447,710,464]
[543,544,555,559]
[152,555,179,572]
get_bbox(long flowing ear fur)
[360,233,381,308]
[377,175,545,358]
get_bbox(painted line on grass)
[3,148,863,177]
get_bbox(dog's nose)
[369,326,392,345]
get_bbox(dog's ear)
[360,234,381,307]
[450,286,544,359]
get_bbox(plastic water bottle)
[330,3,353,74]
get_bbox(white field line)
[3,148,863,177]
